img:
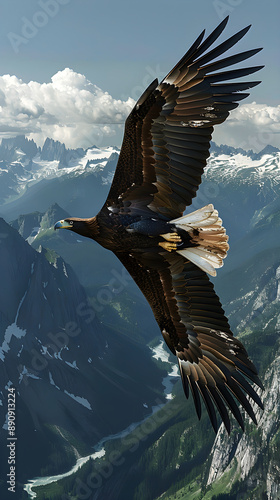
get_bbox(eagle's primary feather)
[55,17,264,434]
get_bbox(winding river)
[24,342,179,498]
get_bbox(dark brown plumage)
[55,17,264,434]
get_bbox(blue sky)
[0,0,279,150]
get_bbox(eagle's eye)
[69,221,74,225]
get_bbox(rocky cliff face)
[205,354,280,499]
[0,135,38,161]
[41,137,84,165]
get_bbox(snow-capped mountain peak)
[0,135,279,209]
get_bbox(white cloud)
[0,69,279,152]
[213,102,280,152]
[0,68,134,148]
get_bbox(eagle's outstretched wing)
[107,18,263,433]
[115,250,263,434]
[103,16,262,219]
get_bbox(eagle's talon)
[159,241,178,252]
[160,232,182,243]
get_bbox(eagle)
[55,17,264,434]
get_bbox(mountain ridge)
[0,134,279,225]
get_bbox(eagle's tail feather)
[171,204,229,276]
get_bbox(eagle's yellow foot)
[160,232,182,242]
[159,241,178,252]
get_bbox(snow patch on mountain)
[49,372,60,390]
[63,390,92,410]
[0,324,27,361]
[65,360,79,370]
[17,344,24,357]
[75,146,118,168]
[206,152,280,184]
[31,145,119,181]
[19,366,41,384]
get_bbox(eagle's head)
[54,217,99,239]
